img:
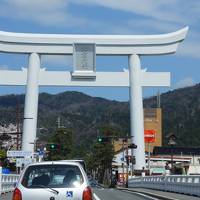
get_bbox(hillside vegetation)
[0,84,200,147]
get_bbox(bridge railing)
[0,167,20,195]
[129,175,200,197]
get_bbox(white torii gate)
[0,27,188,170]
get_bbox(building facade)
[144,108,162,152]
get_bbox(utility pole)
[157,91,161,108]
[122,139,125,187]
[148,142,151,171]
[57,116,61,129]
[16,100,21,150]
[125,141,129,188]
[13,98,23,172]
[131,148,134,176]
[128,143,137,177]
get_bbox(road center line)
[93,193,101,200]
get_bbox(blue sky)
[0,0,199,101]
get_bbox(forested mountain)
[144,83,200,146]
[0,83,200,147]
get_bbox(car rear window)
[21,164,84,188]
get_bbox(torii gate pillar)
[129,54,145,169]
[22,53,40,151]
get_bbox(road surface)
[2,188,200,200]
[1,189,155,200]
[93,188,156,200]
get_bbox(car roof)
[59,159,85,162]
[25,161,82,167]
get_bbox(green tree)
[0,133,11,142]
[84,125,122,185]
[98,125,123,137]
[47,128,75,160]
[87,140,114,185]
[0,149,6,159]
[0,149,6,166]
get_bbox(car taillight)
[82,186,93,200]
[12,188,22,200]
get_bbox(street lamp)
[128,143,137,177]
[167,133,177,174]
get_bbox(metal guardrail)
[0,167,20,194]
[129,175,200,197]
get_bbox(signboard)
[7,151,33,157]
[72,43,96,78]
[118,173,126,183]
[38,150,44,156]
[16,158,34,167]
[144,130,156,143]
[150,167,166,175]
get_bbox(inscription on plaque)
[73,43,96,73]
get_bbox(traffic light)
[47,143,60,150]
[97,136,109,143]
[128,143,137,149]
[50,144,56,149]
[97,137,103,143]
[131,156,136,164]
[125,155,129,165]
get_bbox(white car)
[12,161,93,200]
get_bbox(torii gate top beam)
[0,27,188,55]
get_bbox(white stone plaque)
[72,43,96,78]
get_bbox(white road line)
[124,190,181,200]
[121,189,180,200]
[134,191,180,200]
[93,193,101,200]
[133,192,159,200]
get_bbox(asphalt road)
[1,189,155,200]
[2,188,200,200]
[93,188,156,200]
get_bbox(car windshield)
[21,164,84,188]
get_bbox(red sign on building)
[144,130,156,143]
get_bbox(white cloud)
[71,0,200,25]
[0,0,87,27]
[175,77,195,89]
[0,65,9,70]
[70,0,200,59]
[1,0,196,30]
[0,0,200,59]
[175,30,200,59]
[41,55,73,68]
[178,41,200,59]
[108,18,182,35]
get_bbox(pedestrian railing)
[129,175,200,197]
[0,167,20,195]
